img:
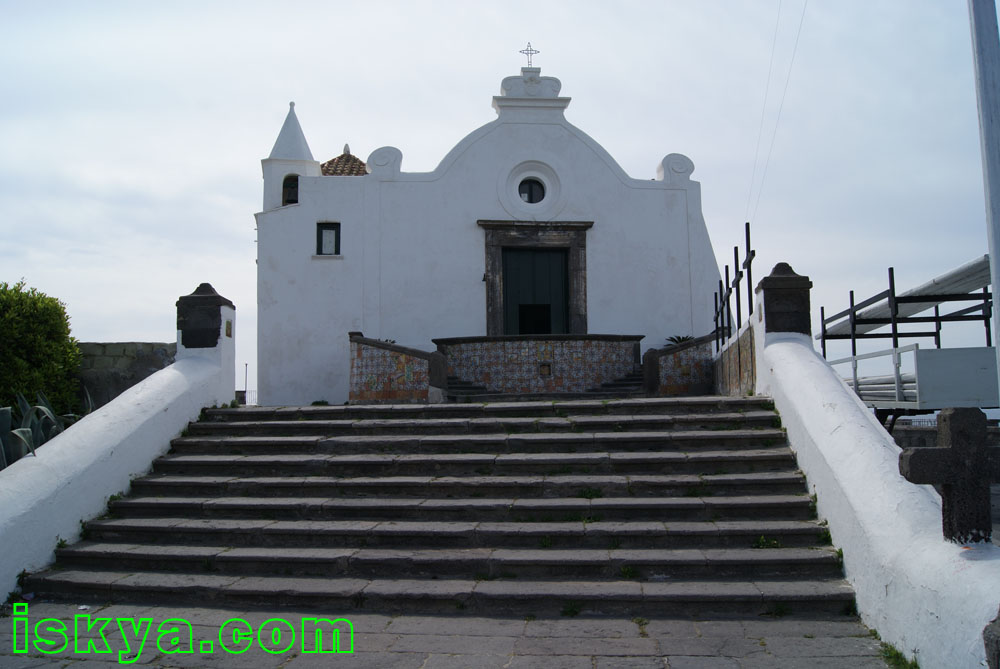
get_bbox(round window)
[518,178,545,204]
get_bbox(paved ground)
[0,600,888,668]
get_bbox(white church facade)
[256,67,722,405]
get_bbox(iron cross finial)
[519,42,539,67]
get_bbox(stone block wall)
[77,342,177,409]
[642,334,715,396]
[434,335,641,394]
[348,333,446,404]
[714,324,755,397]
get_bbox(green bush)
[0,281,81,414]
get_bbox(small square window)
[316,222,341,255]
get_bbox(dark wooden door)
[502,249,569,335]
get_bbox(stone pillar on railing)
[748,263,813,397]
[176,283,236,406]
[756,262,813,336]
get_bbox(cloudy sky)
[0,0,994,393]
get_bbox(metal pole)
[968,0,1000,396]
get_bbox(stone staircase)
[27,397,855,617]
[445,375,491,400]
[586,368,645,395]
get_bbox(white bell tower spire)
[261,102,320,211]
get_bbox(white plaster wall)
[257,75,721,405]
[0,319,235,598]
[753,311,1000,667]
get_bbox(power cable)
[745,0,784,222]
[751,0,809,223]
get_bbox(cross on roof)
[519,42,539,67]
[899,407,1000,543]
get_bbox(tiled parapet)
[348,333,447,404]
[642,334,715,397]
[433,334,642,394]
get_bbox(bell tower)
[261,102,320,211]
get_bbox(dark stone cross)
[898,407,1000,543]
[986,607,1000,669]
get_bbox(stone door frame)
[478,220,593,336]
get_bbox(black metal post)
[849,290,858,359]
[889,267,900,350]
[724,265,733,339]
[986,286,994,347]
[733,246,743,330]
[934,305,942,348]
[714,291,720,352]
[820,306,827,358]
[744,222,755,316]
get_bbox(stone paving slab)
[0,602,887,668]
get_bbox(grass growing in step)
[608,537,622,549]
[751,535,782,549]
[764,603,790,617]
[560,602,582,617]
[578,488,603,499]
[55,536,67,549]
[619,566,639,579]
[881,645,919,668]
[818,529,833,545]
[869,630,920,669]
[632,617,649,637]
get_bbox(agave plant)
[0,389,93,472]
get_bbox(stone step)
[25,570,855,617]
[185,411,780,437]
[171,429,789,455]
[109,494,815,522]
[451,391,649,402]
[199,397,777,423]
[27,393,858,621]
[54,543,843,580]
[129,471,808,499]
[150,448,797,477]
[84,517,829,549]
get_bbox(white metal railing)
[828,343,919,405]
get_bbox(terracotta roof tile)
[321,149,367,176]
